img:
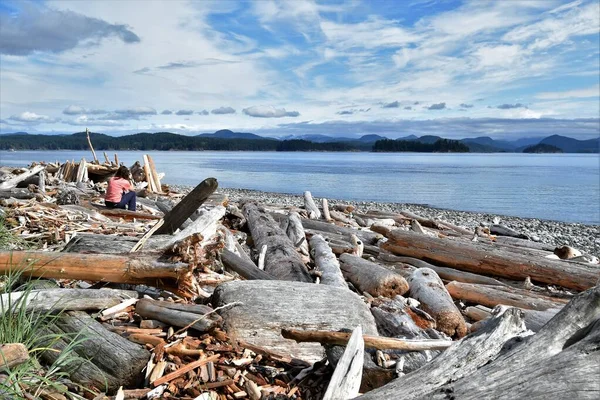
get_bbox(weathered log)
[490,224,529,239]
[330,210,357,226]
[86,128,99,164]
[309,234,347,288]
[0,251,189,285]
[339,253,409,298]
[221,249,275,281]
[0,288,138,317]
[154,178,218,234]
[400,210,442,229]
[303,191,321,219]
[378,253,506,286]
[322,198,332,221]
[446,281,566,311]
[243,202,312,282]
[0,188,37,199]
[63,233,142,254]
[298,217,382,245]
[213,280,378,363]
[96,207,161,220]
[280,211,310,261]
[408,268,467,338]
[146,154,162,193]
[494,235,555,252]
[384,229,599,291]
[356,308,527,400]
[0,343,29,370]
[0,165,44,190]
[430,285,600,399]
[322,326,364,400]
[135,298,221,333]
[161,205,226,249]
[281,329,451,351]
[38,170,45,193]
[41,311,149,394]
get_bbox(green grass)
[0,266,93,399]
[0,214,30,251]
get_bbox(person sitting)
[105,165,136,211]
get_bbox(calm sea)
[1,150,598,224]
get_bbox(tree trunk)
[154,178,218,235]
[280,211,310,262]
[221,249,275,281]
[383,229,599,291]
[339,254,409,298]
[0,288,138,317]
[446,281,567,311]
[378,253,507,286]
[408,268,467,338]
[0,165,45,190]
[303,191,321,219]
[310,234,347,288]
[213,280,378,363]
[243,202,312,282]
[135,298,221,333]
[41,311,149,394]
[0,251,189,285]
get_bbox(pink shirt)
[105,177,131,203]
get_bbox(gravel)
[170,185,600,257]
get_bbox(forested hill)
[372,138,470,152]
[0,131,469,152]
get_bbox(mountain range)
[1,129,598,153]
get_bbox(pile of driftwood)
[1,159,599,399]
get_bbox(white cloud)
[536,85,600,99]
[8,111,56,124]
[243,106,300,118]
[63,105,107,115]
[65,115,124,126]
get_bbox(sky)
[0,0,599,140]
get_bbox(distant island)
[523,143,563,153]
[0,129,598,153]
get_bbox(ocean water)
[1,150,598,224]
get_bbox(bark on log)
[0,251,189,285]
[0,165,44,190]
[378,253,506,286]
[213,280,378,363]
[41,311,149,394]
[135,298,221,333]
[309,234,347,289]
[243,203,312,282]
[154,178,218,234]
[356,308,527,400]
[221,249,275,281]
[303,191,321,219]
[0,343,29,370]
[339,253,409,298]
[446,281,566,311]
[384,229,599,291]
[408,268,467,338]
[0,288,138,317]
[281,329,452,351]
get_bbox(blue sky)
[0,0,599,139]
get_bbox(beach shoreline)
[171,185,599,257]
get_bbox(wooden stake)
[86,128,99,164]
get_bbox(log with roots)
[383,229,599,291]
[408,268,467,338]
[243,202,312,282]
[339,253,409,298]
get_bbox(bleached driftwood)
[304,191,321,219]
[339,254,409,298]
[322,326,364,400]
[310,234,347,289]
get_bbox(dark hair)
[115,165,130,179]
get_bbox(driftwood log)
[0,343,29,370]
[135,298,221,333]
[0,165,44,190]
[221,249,275,281]
[243,202,312,282]
[309,234,347,288]
[303,191,321,219]
[339,254,408,298]
[408,268,467,338]
[0,288,138,317]
[154,178,218,234]
[280,211,310,262]
[41,311,149,394]
[213,280,378,363]
[446,281,566,311]
[383,229,599,291]
[321,326,363,400]
[0,251,189,285]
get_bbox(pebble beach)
[186,186,599,257]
